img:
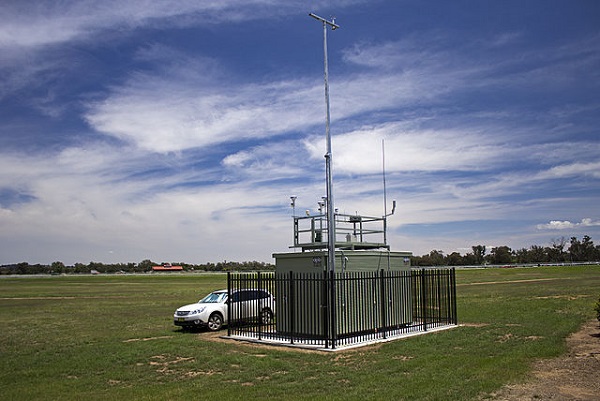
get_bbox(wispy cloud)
[541,162,600,179]
[0,144,294,263]
[85,71,323,153]
[82,37,481,154]
[0,1,374,52]
[0,1,311,49]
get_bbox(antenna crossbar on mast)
[308,13,340,30]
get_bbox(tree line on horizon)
[1,235,599,275]
[411,235,599,266]
[0,259,275,275]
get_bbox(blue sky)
[1,0,599,265]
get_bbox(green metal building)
[273,211,413,338]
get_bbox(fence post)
[436,269,442,326]
[451,268,458,325]
[257,272,262,340]
[227,272,232,336]
[330,269,337,349]
[421,268,428,331]
[321,270,329,348]
[289,271,295,345]
[379,269,387,339]
[446,268,450,325]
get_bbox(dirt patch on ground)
[485,319,600,400]
[123,335,174,342]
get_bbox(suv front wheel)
[207,313,223,331]
[260,308,274,325]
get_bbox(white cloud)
[305,124,507,174]
[536,218,600,231]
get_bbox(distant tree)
[528,245,547,263]
[514,248,529,264]
[472,245,486,265]
[569,236,582,262]
[488,246,513,265]
[137,259,155,271]
[445,252,463,266]
[428,250,445,266]
[88,261,105,273]
[410,255,424,266]
[51,261,65,274]
[73,263,89,274]
[580,235,596,261]
[462,252,478,265]
[16,262,29,274]
[548,237,567,262]
[568,236,596,262]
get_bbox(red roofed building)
[152,263,183,272]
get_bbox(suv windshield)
[199,292,227,303]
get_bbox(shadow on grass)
[173,326,227,334]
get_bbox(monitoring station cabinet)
[273,209,413,338]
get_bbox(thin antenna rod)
[382,139,387,218]
[382,139,396,247]
[382,139,388,246]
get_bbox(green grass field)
[1,266,599,400]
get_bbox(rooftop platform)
[292,212,390,252]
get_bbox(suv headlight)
[190,306,206,315]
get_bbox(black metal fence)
[227,268,456,349]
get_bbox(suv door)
[230,290,253,321]
[230,289,273,322]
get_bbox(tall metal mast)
[309,12,339,273]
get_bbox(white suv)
[174,289,275,331]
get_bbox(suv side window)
[239,291,251,302]
[230,290,270,302]
[250,290,268,300]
